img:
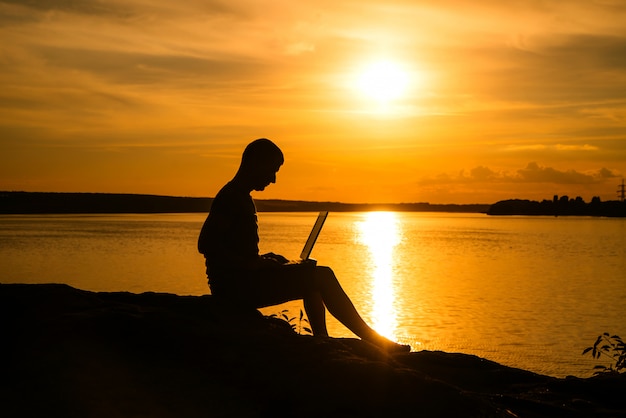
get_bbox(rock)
[1,283,625,417]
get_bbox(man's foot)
[367,335,411,354]
[381,341,411,354]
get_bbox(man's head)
[238,138,284,191]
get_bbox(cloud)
[469,165,498,181]
[32,46,265,88]
[598,167,618,179]
[504,144,548,152]
[517,162,596,184]
[421,162,620,186]
[514,162,620,184]
[474,34,626,107]
[0,0,237,18]
[505,144,599,152]
[553,144,599,151]
[580,105,626,123]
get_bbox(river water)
[1,212,624,378]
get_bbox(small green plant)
[582,333,626,375]
[269,308,312,335]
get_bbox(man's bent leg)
[312,266,373,339]
[303,291,328,337]
[314,266,410,352]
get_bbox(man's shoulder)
[215,181,248,197]
[212,182,254,212]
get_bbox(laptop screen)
[300,211,328,260]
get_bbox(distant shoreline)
[0,191,491,214]
[487,197,626,217]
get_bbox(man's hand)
[261,252,289,264]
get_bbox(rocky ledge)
[1,283,624,417]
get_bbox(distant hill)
[0,192,212,214]
[487,196,626,217]
[0,192,490,214]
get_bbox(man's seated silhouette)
[198,138,409,353]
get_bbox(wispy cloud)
[505,144,599,152]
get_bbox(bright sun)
[354,60,410,105]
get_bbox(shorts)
[208,262,318,309]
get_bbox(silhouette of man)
[198,138,409,353]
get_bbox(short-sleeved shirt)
[198,181,318,307]
[198,181,260,281]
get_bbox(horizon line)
[0,190,495,207]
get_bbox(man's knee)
[315,265,334,277]
[314,265,338,287]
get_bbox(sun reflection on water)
[357,212,401,339]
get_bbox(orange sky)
[1,0,625,204]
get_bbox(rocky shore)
[2,283,624,417]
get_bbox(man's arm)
[260,252,289,264]
[197,210,231,255]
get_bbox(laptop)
[294,211,328,264]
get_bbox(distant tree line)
[0,192,490,214]
[487,195,626,217]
